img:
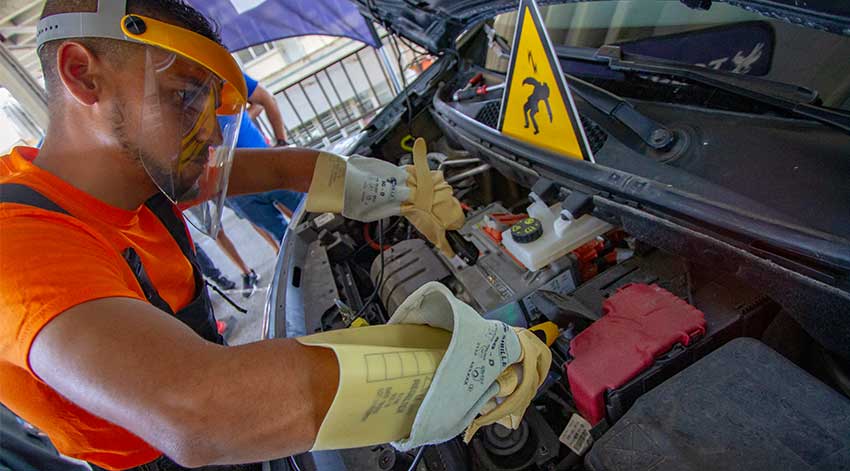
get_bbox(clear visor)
[137,48,244,236]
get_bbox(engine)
[283,140,798,471]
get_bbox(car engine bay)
[267,43,850,469]
[270,137,850,470]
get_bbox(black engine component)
[446,230,480,265]
[510,217,544,244]
[587,338,850,470]
[471,408,561,471]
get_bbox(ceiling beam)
[0,25,36,36]
[0,41,47,130]
[0,1,42,26]
[4,43,35,51]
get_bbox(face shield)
[135,46,244,236]
[37,2,247,236]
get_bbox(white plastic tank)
[502,194,613,271]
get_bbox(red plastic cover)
[566,284,706,425]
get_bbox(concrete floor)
[190,207,281,346]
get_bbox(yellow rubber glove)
[305,138,465,256]
[296,283,551,452]
[387,282,551,451]
[296,324,452,451]
[399,138,465,256]
[462,328,552,442]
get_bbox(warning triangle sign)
[498,0,594,162]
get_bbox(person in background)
[212,228,259,298]
[244,73,289,149]
[194,243,236,291]
[199,73,296,299]
[224,72,304,253]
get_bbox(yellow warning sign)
[498,0,594,162]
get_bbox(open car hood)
[353,0,850,53]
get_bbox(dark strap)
[0,184,222,344]
[0,183,69,215]
[134,195,225,345]
[144,194,195,262]
[122,247,175,315]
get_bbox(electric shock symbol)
[528,51,538,74]
[522,77,552,135]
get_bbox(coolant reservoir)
[502,195,613,271]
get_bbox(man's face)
[107,46,225,201]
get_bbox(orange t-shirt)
[0,147,197,470]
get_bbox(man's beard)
[109,101,203,202]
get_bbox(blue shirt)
[235,73,270,149]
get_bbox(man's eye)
[173,89,190,105]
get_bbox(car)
[264,1,850,470]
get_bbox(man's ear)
[56,41,101,106]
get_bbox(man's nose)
[210,120,224,147]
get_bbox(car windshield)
[484,1,850,110]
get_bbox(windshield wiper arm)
[565,73,675,149]
[558,44,850,135]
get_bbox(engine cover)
[567,283,706,425]
[587,338,850,470]
[370,239,451,315]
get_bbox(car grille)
[473,100,609,154]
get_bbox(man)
[0,2,549,471]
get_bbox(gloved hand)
[296,324,452,451]
[387,282,552,451]
[295,282,550,452]
[462,328,552,441]
[304,138,465,256]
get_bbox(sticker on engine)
[560,413,593,455]
[314,212,335,228]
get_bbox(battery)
[566,283,707,425]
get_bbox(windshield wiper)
[557,44,850,135]
[565,74,675,149]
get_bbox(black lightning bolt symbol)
[528,51,537,74]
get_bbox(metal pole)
[315,73,345,133]
[0,43,48,131]
[339,58,369,114]
[354,51,381,107]
[280,89,305,144]
[376,45,402,95]
[298,81,329,136]
[446,164,492,184]
[323,69,352,122]
[280,89,306,126]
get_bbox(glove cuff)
[297,324,451,451]
[305,152,346,214]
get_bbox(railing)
[255,37,430,150]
